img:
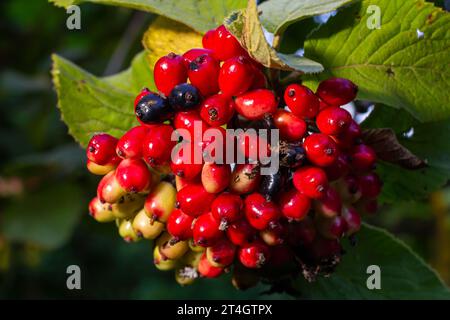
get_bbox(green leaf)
[303,0,450,121]
[295,224,450,299]
[1,184,85,250]
[225,0,323,73]
[49,0,247,33]
[259,0,358,35]
[51,52,151,147]
[362,104,418,135]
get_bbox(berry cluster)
[86,24,381,288]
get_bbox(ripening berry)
[226,219,258,246]
[144,181,177,223]
[116,126,149,159]
[115,158,151,193]
[87,133,118,165]
[273,109,307,142]
[229,164,261,195]
[206,238,236,267]
[198,252,224,278]
[201,163,231,194]
[314,186,342,218]
[132,209,164,240]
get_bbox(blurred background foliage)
[0,0,449,299]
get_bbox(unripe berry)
[182,48,214,66]
[211,193,243,227]
[153,246,179,271]
[188,54,220,96]
[135,92,173,124]
[234,89,278,120]
[199,94,235,127]
[316,107,352,135]
[88,197,115,223]
[158,232,189,260]
[304,133,338,167]
[238,240,271,269]
[144,181,177,223]
[142,124,176,166]
[87,133,118,165]
[175,267,197,286]
[358,172,382,198]
[175,175,200,192]
[341,206,361,235]
[278,189,311,221]
[110,193,145,219]
[350,144,377,172]
[316,77,358,106]
[169,83,201,112]
[132,209,164,240]
[244,193,280,230]
[314,186,342,218]
[118,219,140,243]
[315,215,348,240]
[192,212,223,247]
[206,238,236,267]
[229,164,261,195]
[167,208,194,241]
[284,84,319,119]
[154,52,188,96]
[293,166,328,199]
[201,163,231,194]
[176,184,216,217]
[189,238,206,253]
[273,109,307,142]
[115,158,151,193]
[205,25,246,61]
[86,157,120,175]
[97,171,126,204]
[116,126,149,159]
[226,219,258,246]
[198,252,224,278]
[219,55,254,97]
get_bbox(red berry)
[350,144,377,172]
[115,158,151,193]
[333,119,362,150]
[192,212,223,247]
[341,206,361,235]
[284,84,319,119]
[244,193,280,230]
[211,193,243,226]
[226,219,257,246]
[199,126,228,162]
[97,171,125,203]
[206,25,246,61]
[315,215,348,240]
[87,133,118,165]
[167,208,194,241]
[358,172,382,198]
[236,130,270,162]
[154,53,187,97]
[202,29,216,50]
[201,163,231,194]
[182,48,214,66]
[238,240,271,268]
[325,153,351,181]
[177,184,216,217]
[316,77,358,106]
[170,142,203,180]
[304,133,338,167]
[206,238,236,267]
[199,94,235,127]
[188,54,220,96]
[273,109,307,142]
[229,163,261,195]
[288,218,316,247]
[314,186,342,218]
[278,189,311,221]
[293,166,328,199]
[316,107,352,135]
[219,55,254,97]
[142,125,176,166]
[116,126,149,159]
[234,89,277,120]
[198,252,223,278]
[250,67,268,90]
[173,110,209,141]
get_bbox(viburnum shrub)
[51,0,450,298]
[85,21,383,287]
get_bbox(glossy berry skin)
[97,171,125,203]
[192,212,222,247]
[236,130,270,162]
[115,158,151,193]
[211,193,243,225]
[86,158,119,175]
[170,142,203,180]
[226,219,257,246]
[350,144,377,172]
[144,181,177,223]
[188,54,220,96]
[134,88,151,109]
[205,25,246,61]
[278,189,311,221]
[167,208,194,241]
[316,77,358,106]
[219,56,254,97]
[244,193,280,230]
[201,163,231,194]
[154,53,188,97]
[238,240,271,269]
[250,67,267,90]
[358,172,382,198]
[182,48,214,66]
[173,110,209,140]
[234,89,278,120]
[177,184,216,217]
[314,186,342,218]
[293,166,328,199]
[202,29,216,50]
[304,133,338,167]
[342,206,361,235]
[284,84,320,119]
[315,215,348,240]
[199,94,235,127]
[87,133,118,165]
[279,142,306,168]
[198,252,223,278]
[168,83,201,112]
[229,164,261,195]
[273,109,307,142]
[116,126,149,159]
[135,92,173,124]
[325,153,350,181]
[316,107,352,135]
[142,124,176,166]
[333,119,362,150]
[259,171,284,201]
[206,238,236,267]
